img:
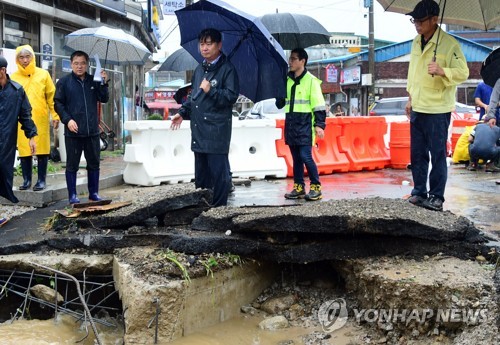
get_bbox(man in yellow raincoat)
[11,45,59,191]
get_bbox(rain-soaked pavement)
[227,165,500,235]
[1,156,499,246]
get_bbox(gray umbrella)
[158,48,199,72]
[259,13,331,49]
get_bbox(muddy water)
[169,315,358,345]
[0,314,358,345]
[0,314,123,345]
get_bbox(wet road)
[228,165,500,235]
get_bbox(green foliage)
[100,149,124,158]
[161,249,191,283]
[14,160,60,176]
[147,113,164,120]
[200,256,218,278]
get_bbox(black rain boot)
[18,157,32,190]
[65,171,80,204]
[87,169,103,202]
[33,155,48,191]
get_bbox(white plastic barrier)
[123,120,194,186]
[123,119,288,186]
[229,119,287,179]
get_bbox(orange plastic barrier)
[275,119,294,177]
[337,117,390,171]
[389,121,410,169]
[451,118,478,153]
[275,118,349,177]
[313,117,350,174]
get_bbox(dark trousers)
[65,135,100,172]
[194,152,230,207]
[289,145,320,186]
[410,111,451,201]
[469,144,500,164]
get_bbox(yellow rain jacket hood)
[12,44,60,157]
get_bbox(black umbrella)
[480,47,500,88]
[175,0,287,103]
[259,13,331,49]
[158,48,199,72]
[174,83,192,104]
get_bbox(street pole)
[368,0,375,108]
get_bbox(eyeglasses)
[410,16,433,24]
[288,57,300,62]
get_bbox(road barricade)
[450,118,477,154]
[123,119,288,186]
[230,119,287,179]
[337,117,390,171]
[313,118,350,174]
[388,121,410,169]
[275,118,350,177]
[274,119,293,176]
[123,121,194,186]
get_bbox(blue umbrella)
[175,0,287,103]
[480,47,499,88]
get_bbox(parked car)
[369,97,408,116]
[246,98,285,120]
[369,97,477,119]
[238,108,250,120]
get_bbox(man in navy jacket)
[171,28,239,207]
[55,51,109,204]
[0,56,37,227]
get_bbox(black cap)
[0,56,7,68]
[406,0,440,19]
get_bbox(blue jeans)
[289,145,320,186]
[410,111,451,201]
[194,152,230,207]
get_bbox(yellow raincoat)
[11,45,59,157]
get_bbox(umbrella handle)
[191,88,204,101]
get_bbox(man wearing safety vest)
[277,48,326,201]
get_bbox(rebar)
[28,262,103,345]
[0,270,15,300]
[147,297,161,344]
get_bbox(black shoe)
[285,183,305,199]
[485,162,500,173]
[422,195,443,212]
[305,184,322,201]
[407,195,426,207]
[467,162,478,171]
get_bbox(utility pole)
[368,0,375,108]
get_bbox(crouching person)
[468,114,500,172]
[54,51,109,204]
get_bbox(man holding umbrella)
[405,0,469,211]
[170,28,239,207]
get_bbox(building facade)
[0,0,158,149]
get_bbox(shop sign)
[325,64,338,83]
[340,66,361,85]
[164,0,186,14]
[144,90,176,101]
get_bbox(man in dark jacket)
[54,51,109,204]
[0,56,37,226]
[170,28,239,207]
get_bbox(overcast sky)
[157,0,419,57]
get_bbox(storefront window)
[3,14,31,48]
